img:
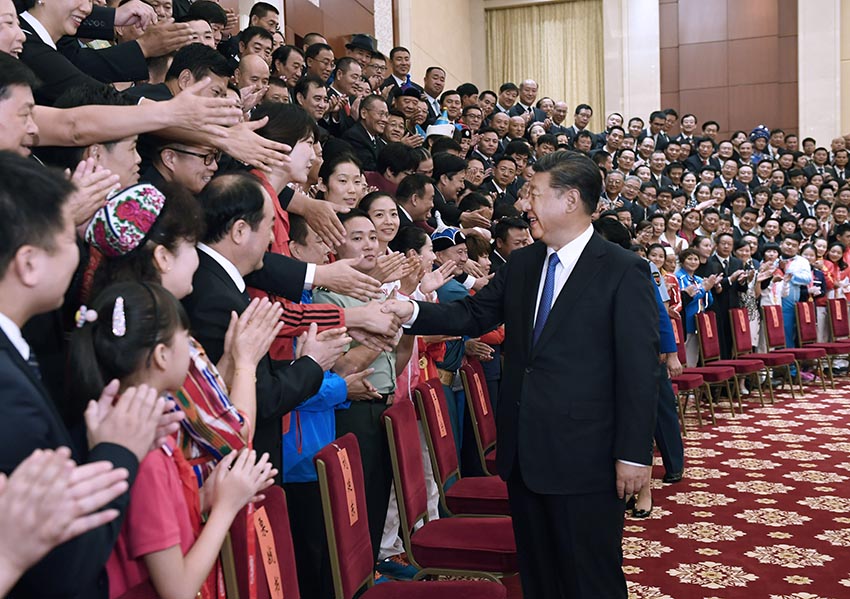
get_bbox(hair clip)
[75,305,98,329]
[112,297,126,337]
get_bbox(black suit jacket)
[430,186,462,227]
[0,328,139,599]
[480,178,517,210]
[804,164,836,179]
[701,255,746,310]
[684,154,720,174]
[488,249,507,274]
[638,129,669,152]
[323,86,357,136]
[182,251,322,483]
[508,104,546,124]
[20,8,147,105]
[341,121,386,172]
[409,234,659,494]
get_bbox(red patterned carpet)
[624,383,850,599]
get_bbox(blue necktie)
[533,253,560,345]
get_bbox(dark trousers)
[283,481,334,599]
[710,305,734,359]
[655,363,684,476]
[335,400,392,563]
[506,464,627,599]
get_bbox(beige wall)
[398,0,485,89]
[842,0,850,133]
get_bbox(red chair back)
[828,298,850,340]
[460,361,497,454]
[762,305,787,349]
[314,434,374,599]
[695,311,722,362]
[414,379,460,487]
[795,301,819,344]
[230,487,301,599]
[672,315,688,364]
[729,308,753,356]
[383,401,430,536]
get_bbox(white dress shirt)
[0,312,30,360]
[532,224,594,324]
[197,243,246,293]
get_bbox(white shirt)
[532,224,594,324]
[424,93,440,114]
[21,11,56,50]
[197,243,246,293]
[0,312,30,360]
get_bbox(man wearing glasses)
[145,143,220,195]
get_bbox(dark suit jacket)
[20,8,147,105]
[684,154,720,174]
[488,249,507,274]
[182,251,323,483]
[795,200,819,218]
[508,103,546,124]
[480,178,517,209]
[700,254,746,311]
[804,164,837,179]
[341,121,386,172]
[649,173,673,189]
[0,328,139,599]
[381,74,422,103]
[468,149,494,172]
[409,234,659,494]
[429,186,462,227]
[638,129,669,152]
[323,86,357,136]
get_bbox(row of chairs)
[671,298,850,432]
[224,363,511,599]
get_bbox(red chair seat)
[410,517,518,573]
[710,359,765,374]
[742,352,795,366]
[684,366,736,382]
[445,475,510,516]
[671,373,704,391]
[485,450,497,474]
[365,580,507,598]
[775,347,827,360]
[807,342,850,355]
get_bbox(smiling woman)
[17,0,155,104]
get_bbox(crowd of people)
[0,0,845,596]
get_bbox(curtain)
[486,0,605,133]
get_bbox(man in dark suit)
[684,137,721,174]
[382,46,422,101]
[508,79,547,123]
[490,216,531,274]
[698,232,747,359]
[324,56,361,135]
[637,111,670,152]
[341,94,388,172]
[0,151,178,599]
[384,151,659,598]
[803,147,835,179]
[563,103,594,147]
[395,173,435,231]
[184,174,357,485]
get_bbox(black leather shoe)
[663,471,683,484]
[625,495,636,510]
[632,502,653,519]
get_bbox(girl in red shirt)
[71,282,274,599]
